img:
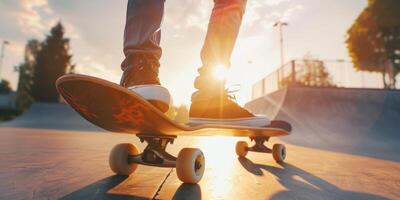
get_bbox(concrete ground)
[1,128,399,200]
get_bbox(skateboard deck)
[56,74,290,138]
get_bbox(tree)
[165,106,178,120]
[346,0,400,89]
[279,56,335,88]
[298,59,335,87]
[0,79,12,94]
[174,105,189,124]
[31,22,74,102]
[15,39,40,110]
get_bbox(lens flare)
[213,65,229,80]
[195,136,239,199]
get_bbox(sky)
[0,0,367,106]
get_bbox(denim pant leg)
[121,0,164,71]
[200,0,247,70]
[192,0,247,101]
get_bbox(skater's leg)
[193,0,247,100]
[200,0,247,69]
[120,0,170,112]
[121,0,165,87]
[189,0,270,126]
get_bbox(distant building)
[0,92,17,110]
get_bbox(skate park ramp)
[245,86,400,161]
[0,103,103,131]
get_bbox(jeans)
[122,0,247,98]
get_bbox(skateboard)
[56,74,292,184]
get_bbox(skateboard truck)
[248,136,272,153]
[236,137,287,163]
[128,134,177,168]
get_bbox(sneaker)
[128,85,171,113]
[120,56,171,112]
[189,90,270,127]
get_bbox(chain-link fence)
[252,59,399,100]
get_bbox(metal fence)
[252,59,399,100]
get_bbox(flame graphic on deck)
[111,96,148,127]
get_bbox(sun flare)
[195,136,239,198]
[213,65,229,80]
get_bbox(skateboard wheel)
[109,143,139,175]
[235,141,248,157]
[176,148,205,184]
[272,144,286,162]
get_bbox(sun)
[212,64,229,80]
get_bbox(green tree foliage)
[298,60,335,87]
[280,58,335,88]
[346,0,400,88]
[165,104,190,123]
[14,39,40,110]
[31,22,74,102]
[174,105,189,124]
[165,105,178,120]
[0,79,12,94]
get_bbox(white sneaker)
[128,85,171,113]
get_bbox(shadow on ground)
[60,175,202,200]
[59,159,388,200]
[60,175,148,200]
[238,158,388,200]
[172,183,202,200]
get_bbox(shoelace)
[225,84,253,115]
[226,84,241,103]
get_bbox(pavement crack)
[152,168,173,200]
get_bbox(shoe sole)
[188,115,270,127]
